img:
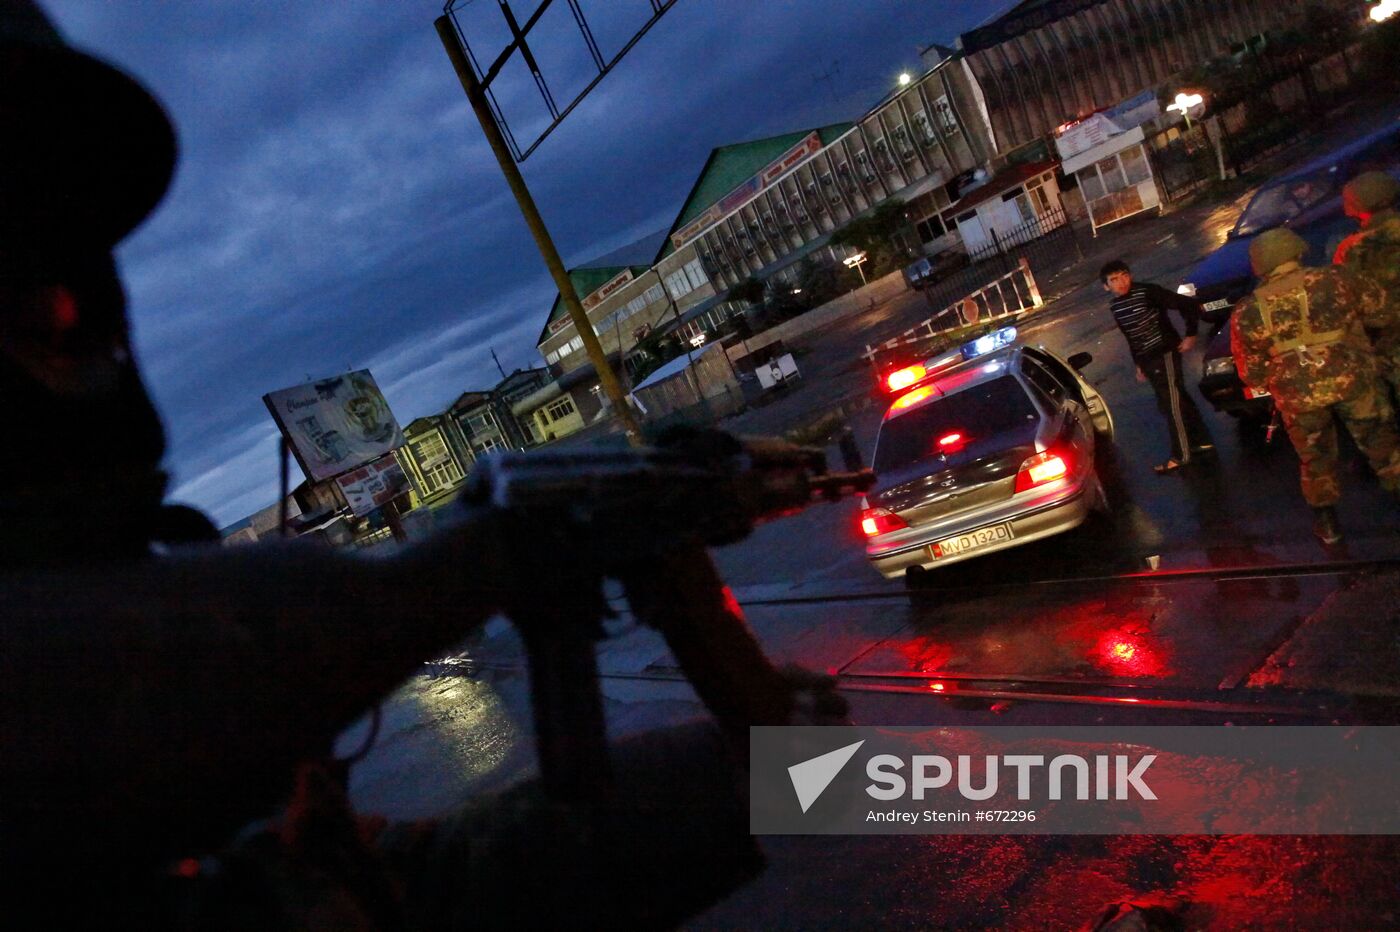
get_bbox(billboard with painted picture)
[334,453,411,518]
[263,369,406,482]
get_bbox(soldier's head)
[0,0,178,559]
[1099,260,1133,297]
[1343,171,1399,221]
[1249,228,1308,277]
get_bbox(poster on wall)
[263,369,406,483]
[334,453,410,518]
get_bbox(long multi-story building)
[527,56,997,417]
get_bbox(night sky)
[45,0,999,527]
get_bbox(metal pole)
[435,16,642,445]
[656,268,710,420]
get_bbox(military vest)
[1253,280,1347,362]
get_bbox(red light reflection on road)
[1091,626,1170,678]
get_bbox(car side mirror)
[1067,352,1093,371]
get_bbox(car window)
[874,376,1038,474]
[1020,357,1066,403]
[1235,169,1336,237]
[1024,350,1080,398]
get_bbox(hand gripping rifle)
[457,428,874,803]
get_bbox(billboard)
[334,453,410,518]
[263,369,405,482]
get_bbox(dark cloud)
[43,0,991,527]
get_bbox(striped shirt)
[1109,283,1202,360]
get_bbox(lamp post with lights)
[1167,91,1205,130]
[843,250,869,286]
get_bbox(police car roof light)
[960,326,1017,360]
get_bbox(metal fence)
[965,205,1075,267]
[907,205,1080,327]
[1147,123,1220,202]
[860,258,1043,370]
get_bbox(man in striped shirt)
[1101,260,1214,474]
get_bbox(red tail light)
[886,364,927,393]
[1014,450,1069,493]
[860,507,907,537]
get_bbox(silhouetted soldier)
[0,3,789,927]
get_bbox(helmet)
[0,0,177,247]
[1249,228,1308,276]
[1342,171,1400,215]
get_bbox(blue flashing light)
[960,326,1017,360]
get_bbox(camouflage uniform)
[1335,202,1400,394]
[1232,246,1400,508]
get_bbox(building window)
[665,268,691,298]
[474,435,502,456]
[916,214,946,243]
[546,396,576,422]
[854,149,876,183]
[933,95,959,134]
[1120,145,1151,185]
[872,138,895,173]
[683,258,707,290]
[410,431,464,495]
[1095,154,1128,194]
[891,123,916,160]
[836,161,856,193]
[912,109,938,145]
[789,192,808,221]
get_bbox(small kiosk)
[1055,93,1164,236]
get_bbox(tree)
[726,277,765,307]
[828,199,913,280]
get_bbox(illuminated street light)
[1373,0,1399,22]
[1167,91,1205,130]
[898,72,912,86]
[843,250,869,286]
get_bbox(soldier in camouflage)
[1231,228,1400,544]
[1334,171,1400,395]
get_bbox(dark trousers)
[1140,351,1212,461]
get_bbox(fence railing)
[965,205,1072,266]
[860,257,1043,368]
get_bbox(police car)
[861,327,1115,580]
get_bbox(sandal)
[1153,458,1187,475]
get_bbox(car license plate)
[932,523,1013,558]
[1202,299,1230,311]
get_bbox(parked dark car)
[1181,120,1400,418]
[903,249,970,291]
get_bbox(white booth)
[1061,125,1161,235]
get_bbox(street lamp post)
[843,250,869,286]
[1167,91,1205,131]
